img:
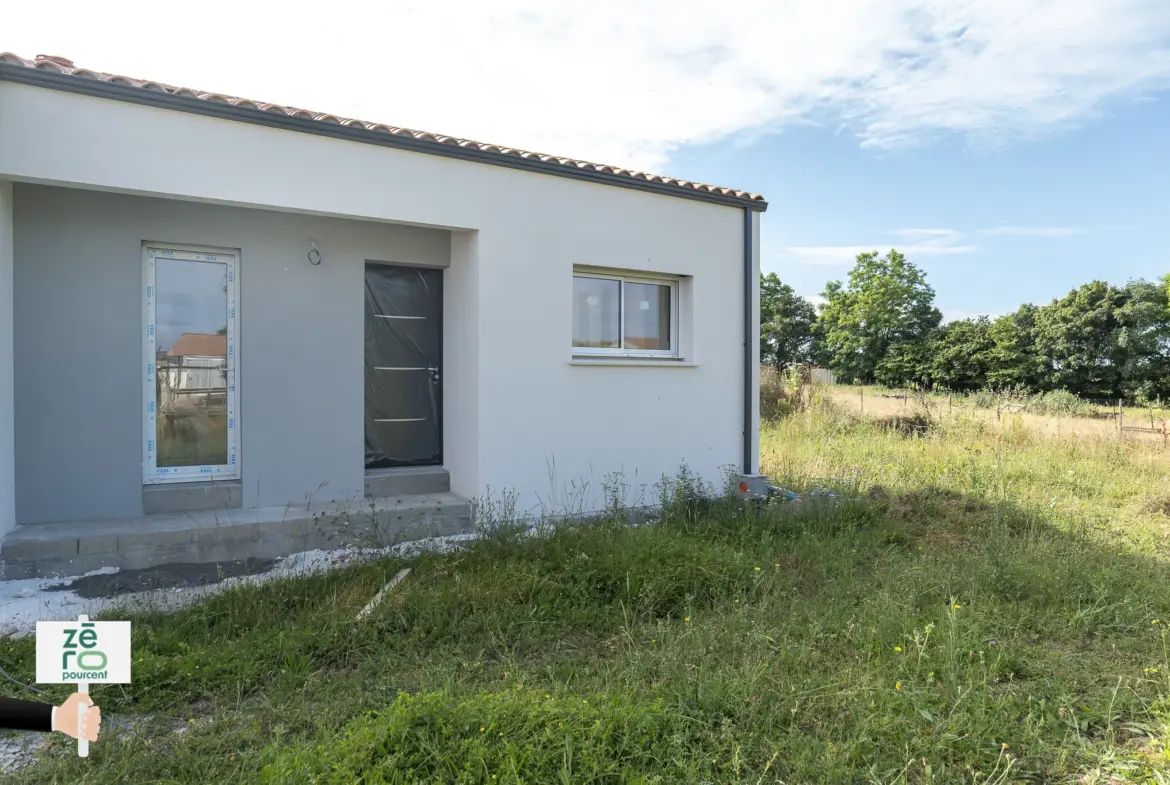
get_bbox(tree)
[816,250,942,383]
[929,317,995,391]
[808,281,840,368]
[1116,278,1170,401]
[985,304,1044,391]
[872,318,994,391]
[874,338,934,388]
[759,273,817,371]
[1032,281,1129,399]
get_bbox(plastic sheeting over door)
[364,264,443,468]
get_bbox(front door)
[364,263,442,468]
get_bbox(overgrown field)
[6,408,1170,783]
[824,384,1170,446]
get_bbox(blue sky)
[672,93,1170,321]
[9,1,1170,322]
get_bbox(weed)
[1141,495,1170,518]
[7,413,1170,783]
[874,412,932,437]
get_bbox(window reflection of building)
[156,333,228,412]
[155,332,229,468]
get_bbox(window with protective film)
[572,269,678,357]
[142,245,239,484]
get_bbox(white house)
[0,53,766,578]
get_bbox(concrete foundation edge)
[0,497,474,580]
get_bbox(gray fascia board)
[0,65,768,213]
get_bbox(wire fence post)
[859,387,864,416]
[1118,398,1123,438]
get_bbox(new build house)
[0,54,767,578]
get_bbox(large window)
[572,270,678,357]
[142,245,239,484]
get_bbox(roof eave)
[0,64,768,212]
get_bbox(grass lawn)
[5,406,1170,783]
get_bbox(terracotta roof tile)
[167,333,227,358]
[0,53,766,205]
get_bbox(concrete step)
[365,466,450,497]
[142,479,243,515]
[0,492,474,580]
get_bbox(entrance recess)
[364,264,443,468]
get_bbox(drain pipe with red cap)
[736,206,774,501]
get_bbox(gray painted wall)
[0,182,13,537]
[13,184,449,524]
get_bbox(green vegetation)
[967,388,1097,418]
[763,253,1170,402]
[6,406,1170,782]
[813,250,943,384]
[760,272,818,371]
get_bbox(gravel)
[0,533,478,774]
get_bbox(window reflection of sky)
[572,276,620,348]
[155,259,228,350]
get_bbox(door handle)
[427,366,441,382]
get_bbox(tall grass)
[876,385,1161,422]
[5,409,1170,783]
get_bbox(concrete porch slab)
[0,492,474,579]
[364,466,450,497]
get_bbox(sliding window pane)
[572,276,620,348]
[623,282,671,351]
[154,258,229,467]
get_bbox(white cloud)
[783,228,975,264]
[982,226,1084,236]
[6,1,1170,174]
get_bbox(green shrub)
[967,389,998,409]
[1023,389,1094,418]
[959,388,1096,418]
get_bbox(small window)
[573,270,678,357]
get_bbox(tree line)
[761,250,1170,402]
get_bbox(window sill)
[569,358,698,368]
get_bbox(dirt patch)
[833,388,1170,447]
[888,488,989,523]
[874,413,932,437]
[1140,495,1170,517]
[47,558,277,599]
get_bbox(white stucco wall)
[443,231,481,502]
[0,181,14,537]
[0,81,760,521]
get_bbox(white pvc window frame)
[142,244,240,484]
[572,269,680,358]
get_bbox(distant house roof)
[0,53,767,210]
[168,333,226,358]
